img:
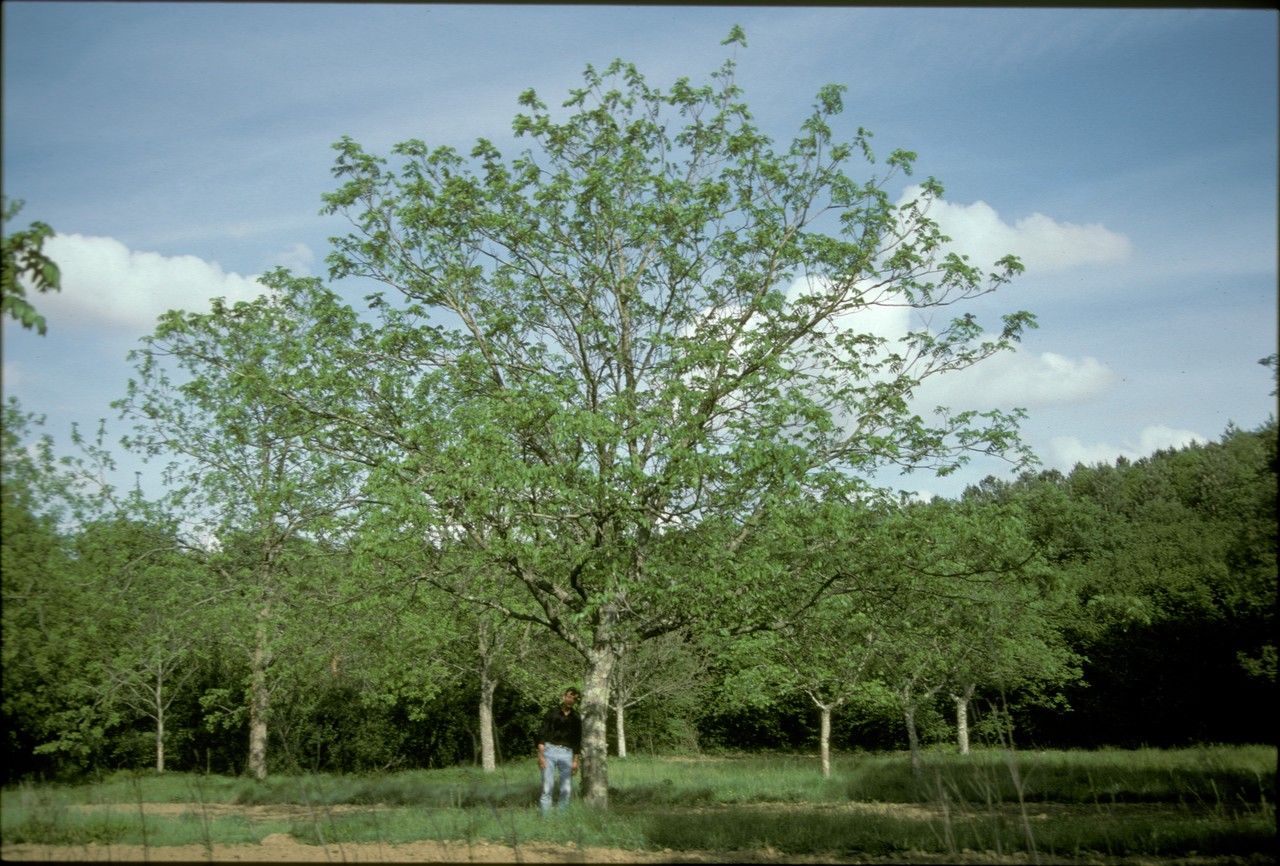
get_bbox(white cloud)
[785,276,1116,411]
[34,234,267,332]
[270,242,315,275]
[785,274,914,351]
[1049,424,1209,469]
[921,348,1117,411]
[897,186,1132,273]
[827,296,914,346]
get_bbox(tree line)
[4,399,1273,786]
[2,31,1274,801]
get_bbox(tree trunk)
[819,705,832,778]
[614,702,627,759]
[580,643,617,808]
[952,683,975,756]
[904,702,921,775]
[247,614,270,781]
[155,712,166,773]
[478,667,497,772]
[154,669,166,773]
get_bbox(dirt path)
[1,836,721,862]
[0,838,1053,863]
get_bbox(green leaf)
[721,24,747,47]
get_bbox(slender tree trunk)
[478,667,497,772]
[248,612,270,781]
[819,705,832,778]
[952,683,975,756]
[580,643,617,808]
[904,701,921,775]
[614,702,627,759]
[155,714,166,773]
[155,670,167,773]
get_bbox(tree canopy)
[270,33,1037,805]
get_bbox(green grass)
[3,746,1274,861]
[0,795,286,847]
[636,803,1276,859]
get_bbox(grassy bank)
[2,746,1274,861]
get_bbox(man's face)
[561,690,578,709]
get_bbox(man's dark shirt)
[538,705,582,753]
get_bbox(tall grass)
[2,746,1274,861]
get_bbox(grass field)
[1,746,1274,862]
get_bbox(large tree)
[277,28,1034,806]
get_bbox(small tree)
[609,628,713,758]
[713,500,907,777]
[71,509,209,773]
[868,496,1080,765]
[116,279,368,780]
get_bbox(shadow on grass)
[609,781,718,807]
[637,805,1279,860]
[234,774,544,809]
[640,809,916,858]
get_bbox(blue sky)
[3,4,1276,502]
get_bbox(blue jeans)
[539,743,573,813]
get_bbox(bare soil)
[2,837,721,862]
[0,837,1096,865]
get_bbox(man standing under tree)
[537,688,582,815]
